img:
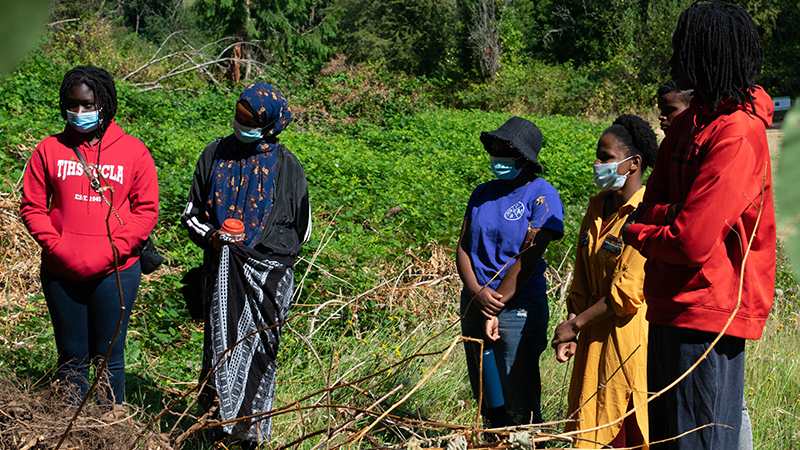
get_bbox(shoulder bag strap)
[70,144,124,227]
[70,145,101,193]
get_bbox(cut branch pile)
[0,374,171,450]
[121,32,274,93]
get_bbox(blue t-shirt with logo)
[463,177,565,300]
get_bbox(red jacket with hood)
[21,121,159,281]
[626,87,776,340]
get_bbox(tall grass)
[746,291,800,446]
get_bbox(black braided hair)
[671,1,763,111]
[59,65,118,138]
[657,79,693,105]
[603,114,658,170]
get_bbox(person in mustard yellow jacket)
[551,114,658,448]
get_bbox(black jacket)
[181,136,312,266]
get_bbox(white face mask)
[592,155,633,191]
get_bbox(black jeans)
[42,261,140,404]
[649,323,744,450]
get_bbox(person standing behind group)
[657,80,693,134]
[624,3,776,449]
[182,82,311,444]
[20,65,159,405]
[457,117,565,434]
[657,80,755,450]
[551,114,657,449]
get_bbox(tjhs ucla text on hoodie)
[21,121,159,280]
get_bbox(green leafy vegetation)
[0,1,51,76]
[776,105,800,278]
[21,0,800,118]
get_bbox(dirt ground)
[767,128,783,161]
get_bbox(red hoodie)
[626,87,776,340]
[20,121,159,280]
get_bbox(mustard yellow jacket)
[564,187,649,448]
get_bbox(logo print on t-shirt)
[504,201,525,221]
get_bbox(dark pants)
[649,323,744,450]
[461,290,549,425]
[42,261,140,404]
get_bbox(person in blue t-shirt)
[457,116,565,434]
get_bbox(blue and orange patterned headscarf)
[207,83,293,247]
[238,82,292,153]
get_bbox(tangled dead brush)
[0,373,173,450]
[372,241,572,319]
[387,243,461,318]
[0,188,41,311]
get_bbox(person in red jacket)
[20,66,159,405]
[623,3,775,449]
[657,77,757,450]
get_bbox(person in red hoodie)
[623,3,775,449]
[20,66,159,405]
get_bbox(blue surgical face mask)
[593,155,633,191]
[233,119,263,143]
[67,109,102,133]
[490,156,526,180]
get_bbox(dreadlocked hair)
[603,114,658,170]
[59,65,117,138]
[672,1,763,111]
[658,79,693,105]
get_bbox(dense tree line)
[50,0,800,113]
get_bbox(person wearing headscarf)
[181,82,311,443]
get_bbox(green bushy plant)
[776,105,800,278]
[453,59,596,117]
[291,58,437,129]
[332,0,462,77]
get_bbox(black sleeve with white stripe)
[294,163,312,246]
[181,140,220,251]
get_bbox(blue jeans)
[461,289,549,425]
[42,261,140,404]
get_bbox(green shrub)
[454,60,595,116]
[291,59,438,129]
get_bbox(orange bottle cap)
[222,218,245,235]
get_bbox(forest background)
[1,0,800,449]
